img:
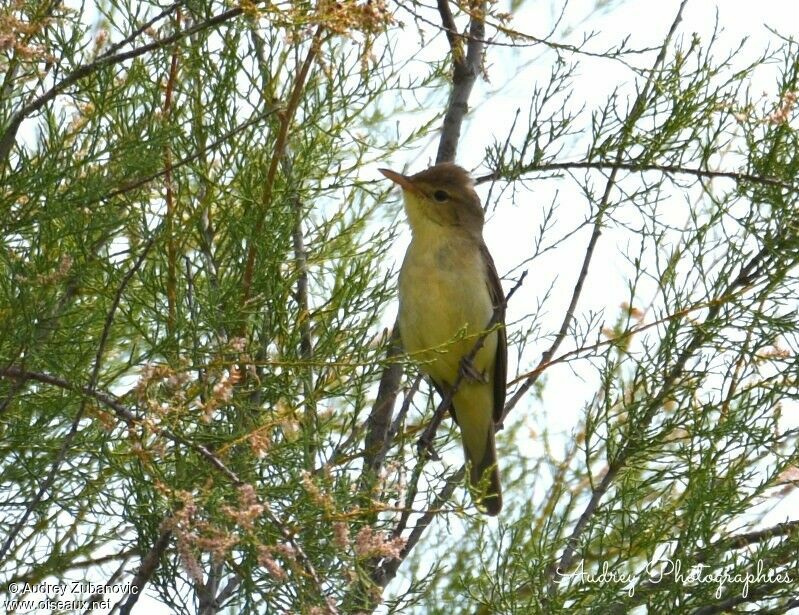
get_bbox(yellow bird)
[380,162,506,516]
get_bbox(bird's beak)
[379,168,419,194]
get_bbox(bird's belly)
[398,243,496,386]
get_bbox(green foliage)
[1,1,799,614]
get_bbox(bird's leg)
[459,356,488,384]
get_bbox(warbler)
[380,162,506,515]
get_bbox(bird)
[379,162,506,515]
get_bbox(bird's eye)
[433,190,449,202]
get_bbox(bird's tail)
[467,427,502,516]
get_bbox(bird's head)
[379,163,484,237]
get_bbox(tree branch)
[163,10,181,345]
[0,234,155,562]
[85,110,276,207]
[116,528,172,615]
[545,225,773,593]
[373,467,464,588]
[475,160,797,192]
[240,26,325,310]
[361,327,405,487]
[435,0,486,164]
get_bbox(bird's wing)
[480,242,507,424]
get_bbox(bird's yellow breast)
[398,230,496,387]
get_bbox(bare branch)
[476,160,797,192]
[116,528,172,615]
[435,0,487,163]
[361,327,405,486]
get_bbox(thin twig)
[541,1,691,592]
[484,107,521,212]
[163,10,181,343]
[240,27,325,309]
[373,467,464,588]
[0,231,118,417]
[695,520,799,564]
[504,289,747,394]
[0,367,135,419]
[86,110,275,206]
[401,2,657,56]
[82,552,134,614]
[99,1,185,60]
[690,578,797,615]
[284,157,316,468]
[475,160,797,192]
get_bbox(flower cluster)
[257,545,288,580]
[353,526,405,560]
[0,3,54,63]
[159,483,270,582]
[332,521,350,550]
[35,254,73,285]
[134,362,190,417]
[257,542,298,582]
[221,484,265,530]
[247,429,271,456]
[159,488,204,584]
[202,365,242,423]
[315,0,395,36]
[301,470,337,511]
[767,90,797,125]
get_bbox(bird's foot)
[459,357,488,383]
